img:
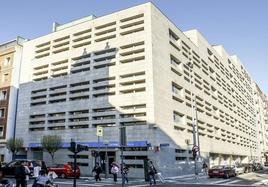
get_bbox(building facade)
[15,3,268,177]
[0,38,25,161]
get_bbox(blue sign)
[29,141,148,148]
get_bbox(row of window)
[35,14,145,59]
[33,41,145,81]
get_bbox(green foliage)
[41,135,62,161]
[6,138,24,155]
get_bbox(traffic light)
[193,150,197,159]
[69,141,76,153]
[77,144,88,152]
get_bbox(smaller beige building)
[0,37,25,161]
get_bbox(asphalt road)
[3,169,268,187]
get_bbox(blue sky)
[1,0,268,95]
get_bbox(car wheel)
[225,173,229,179]
[60,173,66,178]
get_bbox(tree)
[6,138,24,159]
[41,135,62,163]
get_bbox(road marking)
[175,182,256,186]
[129,184,149,187]
[225,179,242,184]
[55,181,104,186]
[208,179,233,184]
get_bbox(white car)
[231,165,245,175]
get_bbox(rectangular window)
[173,111,184,124]
[0,90,7,100]
[4,57,11,66]
[0,108,5,118]
[2,74,8,82]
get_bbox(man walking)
[148,160,157,186]
[92,163,102,181]
[14,162,26,187]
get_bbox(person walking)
[14,162,26,187]
[32,162,42,187]
[122,163,129,184]
[24,162,31,187]
[202,161,208,175]
[41,161,48,174]
[92,163,102,181]
[111,162,119,182]
[148,160,157,186]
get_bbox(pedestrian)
[41,161,48,174]
[32,162,42,187]
[35,169,50,187]
[92,163,102,181]
[14,162,26,187]
[202,161,208,175]
[24,162,31,186]
[34,162,41,178]
[111,162,119,182]
[148,160,157,186]
[122,163,129,183]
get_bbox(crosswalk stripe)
[225,179,241,184]
[128,185,149,187]
[209,179,232,184]
[55,181,103,186]
[175,182,255,186]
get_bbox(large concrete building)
[0,37,25,161]
[15,3,268,177]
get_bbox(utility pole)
[187,62,200,180]
[120,125,127,187]
[104,140,109,179]
[97,126,103,164]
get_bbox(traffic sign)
[97,126,103,136]
[192,145,199,153]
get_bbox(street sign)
[97,126,103,136]
[192,145,199,153]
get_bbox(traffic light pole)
[70,140,88,187]
[73,151,77,187]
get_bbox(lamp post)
[186,62,200,180]
[104,140,109,179]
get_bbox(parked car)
[2,159,36,177]
[264,162,268,167]
[231,165,245,175]
[48,163,80,178]
[241,163,253,173]
[253,163,263,171]
[208,165,236,178]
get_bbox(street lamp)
[104,140,109,179]
[185,61,200,179]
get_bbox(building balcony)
[67,121,89,126]
[71,64,91,73]
[119,53,145,63]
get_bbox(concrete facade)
[0,37,25,161]
[15,3,268,177]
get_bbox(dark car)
[2,159,36,177]
[253,163,263,171]
[208,165,236,178]
[241,163,254,173]
[48,163,80,178]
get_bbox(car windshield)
[212,165,224,169]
